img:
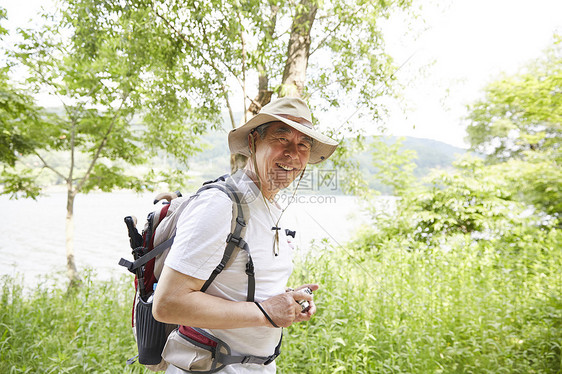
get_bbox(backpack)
[118,175,281,372]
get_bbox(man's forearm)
[152,265,269,329]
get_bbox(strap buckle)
[118,258,134,272]
[215,263,225,272]
[245,261,254,276]
[239,354,276,365]
[236,217,246,227]
[226,233,241,245]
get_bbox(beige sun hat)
[228,97,339,164]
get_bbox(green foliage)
[1,0,218,199]
[370,136,418,195]
[0,7,43,168]
[466,34,561,162]
[119,0,415,185]
[0,167,42,199]
[3,230,560,373]
[407,156,519,241]
[363,153,560,250]
[1,141,560,372]
[342,108,561,370]
[0,74,42,167]
[302,37,559,372]
[495,149,562,219]
[0,273,145,373]
[323,135,371,195]
[120,0,413,110]
[2,0,419,198]
[283,229,562,373]
[0,7,5,36]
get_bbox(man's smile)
[276,163,296,171]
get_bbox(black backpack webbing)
[183,326,282,368]
[118,234,177,274]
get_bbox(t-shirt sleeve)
[164,188,233,280]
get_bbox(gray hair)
[253,123,272,139]
[253,122,314,146]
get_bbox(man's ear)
[248,132,257,154]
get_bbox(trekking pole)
[125,216,143,249]
[124,216,147,299]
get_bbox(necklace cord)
[248,134,307,256]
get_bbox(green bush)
[278,152,560,373]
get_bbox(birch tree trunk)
[280,0,318,98]
[230,69,275,172]
[231,5,280,173]
[65,186,81,287]
[231,1,317,172]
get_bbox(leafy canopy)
[466,34,561,162]
[1,0,217,198]
[0,7,43,168]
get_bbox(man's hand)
[259,284,319,328]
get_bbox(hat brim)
[228,113,338,164]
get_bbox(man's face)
[251,122,312,198]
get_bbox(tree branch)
[308,3,369,57]
[32,152,68,181]
[74,92,130,193]
[236,9,248,123]
[154,9,236,127]
[154,10,224,81]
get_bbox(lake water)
[0,191,376,288]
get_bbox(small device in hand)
[297,287,313,312]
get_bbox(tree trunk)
[246,69,274,119]
[65,187,81,287]
[230,1,318,172]
[231,5,280,173]
[245,3,279,119]
[280,0,318,98]
[231,71,275,173]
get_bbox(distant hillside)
[189,132,467,192]
[352,136,466,193]
[400,137,467,175]
[356,136,466,176]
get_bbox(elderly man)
[153,97,338,373]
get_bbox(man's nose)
[284,142,298,158]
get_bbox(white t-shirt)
[164,171,294,373]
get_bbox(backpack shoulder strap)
[198,179,254,302]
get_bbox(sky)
[3,0,562,149]
[378,0,562,148]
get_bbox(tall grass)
[1,229,560,373]
[0,272,144,374]
[281,229,562,373]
